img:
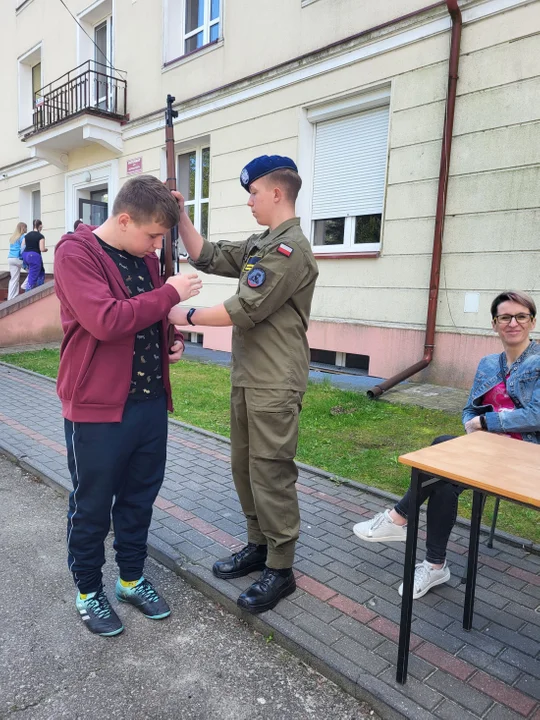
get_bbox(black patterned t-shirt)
[95,235,164,400]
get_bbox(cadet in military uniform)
[168,155,319,613]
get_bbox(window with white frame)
[184,0,221,54]
[31,61,41,107]
[18,44,42,131]
[309,95,389,253]
[32,188,41,222]
[77,0,113,70]
[19,183,41,228]
[177,145,210,239]
[164,0,222,64]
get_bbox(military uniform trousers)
[230,387,303,569]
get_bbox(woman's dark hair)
[491,291,537,319]
[33,219,42,230]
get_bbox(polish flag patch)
[277,243,293,257]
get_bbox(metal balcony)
[21,61,127,168]
[30,60,127,133]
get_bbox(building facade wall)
[1,0,538,387]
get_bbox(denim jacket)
[462,341,540,444]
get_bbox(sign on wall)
[127,157,143,175]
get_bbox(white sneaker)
[398,560,451,599]
[352,509,407,543]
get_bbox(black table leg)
[460,493,488,584]
[396,467,422,684]
[463,489,483,630]
[487,497,500,549]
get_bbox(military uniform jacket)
[190,218,318,391]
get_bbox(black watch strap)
[480,415,487,431]
[186,308,197,326]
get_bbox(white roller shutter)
[312,106,389,220]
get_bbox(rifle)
[163,93,179,350]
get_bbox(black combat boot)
[237,567,296,614]
[212,543,267,579]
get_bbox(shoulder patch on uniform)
[277,243,293,257]
[247,267,266,288]
[243,255,262,272]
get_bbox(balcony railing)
[32,60,127,133]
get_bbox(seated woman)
[353,290,539,599]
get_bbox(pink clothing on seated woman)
[482,378,522,440]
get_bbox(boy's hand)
[171,190,185,214]
[166,272,202,301]
[168,340,184,364]
[168,306,188,326]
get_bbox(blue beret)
[240,155,298,191]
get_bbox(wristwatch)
[186,308,197,326]
[479,415,487,431]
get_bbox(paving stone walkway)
[1,361,540,720]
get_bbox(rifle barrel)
[163,95,179,349]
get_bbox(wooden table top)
[399,432,540,508]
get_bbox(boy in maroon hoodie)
[54,175,202,637]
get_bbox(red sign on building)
[127,157,143,175]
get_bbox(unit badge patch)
[247,267,266,288]
[277,243,293,257]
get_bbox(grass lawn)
[2,347,538,544]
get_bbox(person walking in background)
[67,219,83,235]
[7,222,27,300]
[22,219,47,291]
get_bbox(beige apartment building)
[0,0,539,389]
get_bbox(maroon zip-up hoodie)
[54,225,181,422]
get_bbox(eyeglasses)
[494,313,534,326]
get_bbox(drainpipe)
[368,0,462,399]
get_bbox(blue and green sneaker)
[76,587,124,637]
[115,577,171,620]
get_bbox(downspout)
[368,0,462,399]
